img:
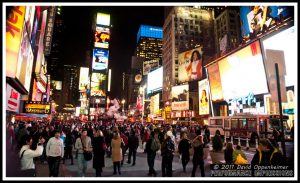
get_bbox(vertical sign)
[198,79,210,115]
[6,84,21,112]
[44,6,56,55]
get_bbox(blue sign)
[283,109,294,114]
[137,25,163,43]
[92,48,109,71]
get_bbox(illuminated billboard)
[24,101,51,114]
[150,93,160,115]
[207,63,223,101]
[51,80,62,90]
[137,25,163,43]
[92,48,109,71]
[79,67,89,90]
[143,59,160,75]
[6,84,21,112]
[240,6,294,40]
[178,47,203,83]
[6,6,26,78]
[25,6,35,41]
[198,79,210,115]
[147,67,163,94]
[95,26,110,48]
[44,6,56,55]
[91,73,107,96]
[96,12,110,26]
[172,85,189,111]
[218,41,268,100]
[30,6,41,50]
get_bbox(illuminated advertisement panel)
[92,48,109,71]
[32,79,42,101]
[171,85,189,111]
[147,67,163,94]
[218,41,268,100]
[143,59,160,75]
[35,9,47,74]
[150,94,160,115]
[94,26,110,48]
[91,73,107,96]
[198,79,210,115]
[178,47,203,83]
[24,6,35,40]
[6,84,21,112]
[30,6,40,50]
[44,6,56,55]
[24,101,51,114]
[6,6,26,78]
[137,25,163,43]
[207,63,223,101]
[51,80,62,90]
[79,67,89,90]
[96,12,110,26]
[240,6,294,40]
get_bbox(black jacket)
[128,134,139,149]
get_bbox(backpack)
[151,138,160,152]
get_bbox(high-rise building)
[214,7,241,57]
[61,65,79,106]
[162,7,215,103]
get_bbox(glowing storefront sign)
[24,101,51,114]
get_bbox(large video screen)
[92,48,109,71]
[91,73,107,96]
[172,85,189,111]
[240,6,294,40]
[96,12,110,26]
[261,26,296,87]
[218,41,269,100]
[147,67,163,94]
[143,59,160,75]
[95,26,110,49]
[178,47,203,83]
[79,67,89,90]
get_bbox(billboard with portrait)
[91,73,107,96]
[171,85,189,111]
[51,80,62,90]
[207,63,224,101]
[218,41,268,100]
[150,93,160,115]
[143,59,160,75]
[178,47,203,83]
[95,26,110,48]
[92,48,109,71]
[147,67,163,94]
[240,6,294,40]
[79,67,89,90]
[6,6,26,78]
[198,79,210,115]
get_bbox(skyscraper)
[62,65,79,107]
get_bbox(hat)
[166,131,173,137]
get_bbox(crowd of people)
[6,118,289,177]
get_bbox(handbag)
[80,137,92,161]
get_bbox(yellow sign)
[6,6,26,78]
[96,13,110,26]
[24,102,51,114]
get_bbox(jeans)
[127,148,137,164]
[77,153,88,177]
[47,156,61,177]
[191,159,205,177]
[162,155,173,177]
[121,146,128,164]
[147,152,156,175]
[181,153,190,171]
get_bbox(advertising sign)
[51,80,62,90]
[35,9,47,76]
[240,6,294,40]
[91,73,106,96]
[137,97,143,112]
[6,6,26,78]
[198,79,210,115]
[207,63,223,101]
[6,84,21,112]
[143,59,160,75]
[147,67,163,94]
[44,6,56,55]
[92,48,109,71]
[30,6,40,49]
[171,85,189,111]
[96,12,110,26]
[79,67,89,90]
[178,47,203,83]
[90,96,106,105]
[134,74,142,83]
[218,41,268,100]
[95,26,110,48]
[24,6,35,40]
[24,101,51,114]
[150,94,160,115]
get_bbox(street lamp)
[121,99,125,112]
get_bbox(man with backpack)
[146,130,161,176]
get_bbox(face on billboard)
[208,63,223,101]
[150,94,160,115]
[240,6,294,39]
[218,41,268,100]
[171,85,189,111]
[91,73,106,96]
[178,47,203,83]
[147,67,163,94]
[95,26,110,48]
[198,79,210,115]
[79,67,89,90]
[92,48,109,70]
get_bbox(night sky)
[62,6,165,99]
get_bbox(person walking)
[224,142,234,164]
[191,131,205,177]
[120,130,129,165]
[63,129,74,165]
[178,132,191,173]
[46,130,64,177]
[111,131,123,175]
[19,135,45,177]
[146,130,161,176]
[161,130,175,177]
[75,129,93,177]
[127,130,139,166]
[92,129,105,177]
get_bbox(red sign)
[6,84,20,112]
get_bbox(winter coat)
[111,137,122,162]
[92,136,105,169]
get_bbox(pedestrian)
[111,131,123,175]
[224,142,234,164]
[233,145,247,164]
[46,129,64,177]
[19,135,45,177]
[203,125,210,145]
[92,129,105,177]
[75,129,93,177]
[191,131,205,177]
[63,129,74,165]
[146,130,161,176]
[127,130,139,166]
[178,131,191,173]
[142,128,150,153]
[120,130,129,165]
[161,130,175,177]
